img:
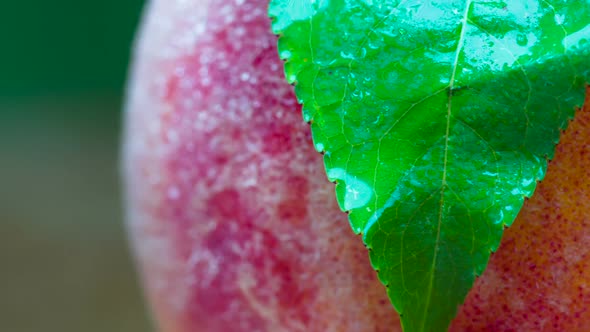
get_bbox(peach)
[123,0,590,331]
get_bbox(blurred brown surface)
[0,97,153,332]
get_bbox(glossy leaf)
[270,1,590,331]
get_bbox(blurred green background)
[0,1,153,331]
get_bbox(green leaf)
[270,1,590,331]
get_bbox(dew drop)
[340,50,355,59]
[315,142,325,152]
[167,186,181,200]
[240,72,251,81]
[358,47,367,59]
[350,89,363,102]
[280,50,292,59]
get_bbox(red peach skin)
[123,0,590,331]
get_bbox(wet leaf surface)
[270,1,590,331]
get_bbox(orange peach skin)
[123,0,590,331]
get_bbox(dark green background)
[0,1,153,331]
[0,0,144,96]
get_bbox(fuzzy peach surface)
[123,1,590,331]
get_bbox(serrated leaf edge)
[270,4,588,331]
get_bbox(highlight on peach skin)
[123,1,590,331]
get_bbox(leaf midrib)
[417,1,472,331]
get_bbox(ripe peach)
[123,0,590,331]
